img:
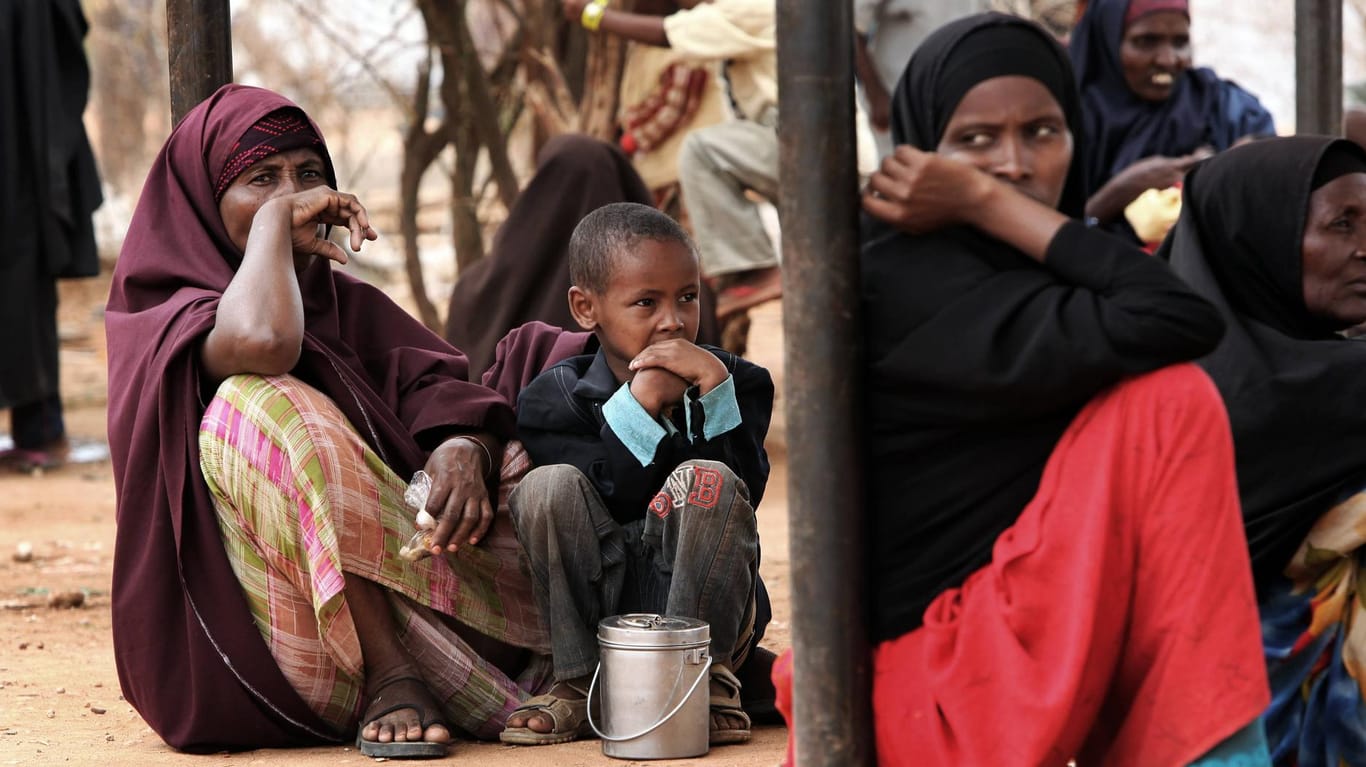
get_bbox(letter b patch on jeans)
[649,464,726,518]
[687,466,723,509]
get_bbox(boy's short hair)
[569,202,697,294]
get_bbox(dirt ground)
[0,274,791,766]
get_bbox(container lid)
[598,614,710,647]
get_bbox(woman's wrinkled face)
[1302,172,1366,328]
[218,147,329,255]
[1120,11,1191,102]
[936,75,1073,210]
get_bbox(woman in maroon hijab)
[105,84,551,758]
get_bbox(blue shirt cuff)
[603,382,668,466]
[688,374,741,442]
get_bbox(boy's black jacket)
[516,345,774,525]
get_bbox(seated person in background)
[106,85,550,758]
[614,0,727,196]
[561,0,876,321]
[1069,0,1274,245]
[446,134,722,381]
[773,13,1270,766]
[853,0,988,158]
[499,202,773,747]
[1164,136,1366,767]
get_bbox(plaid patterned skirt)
[197,374,551,739]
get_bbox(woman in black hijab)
[774,13,1269,767]
[1164,136,1366,766]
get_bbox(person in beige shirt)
[564,0,875,320]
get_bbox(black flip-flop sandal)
[356,676,449,759]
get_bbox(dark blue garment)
[1068,0,1275,198]
[516,347,773,526]
[515,345,776,655]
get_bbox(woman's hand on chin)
[258,186,380,265]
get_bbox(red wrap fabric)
[777,365,1268,766]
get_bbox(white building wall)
[1190,0,1366,132]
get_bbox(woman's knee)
[1122,362,1217,397]
[1107,363,1228,431]
[209,373,273,402]
[198,374,356,481]
[204,374,349,435]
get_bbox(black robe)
[1163,136,1366,590]
[863,13,1224,641]
[0,0,102,408]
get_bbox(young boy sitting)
[499,202,774,747]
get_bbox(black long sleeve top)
[863,219,1225,642]
[516,346,774,525]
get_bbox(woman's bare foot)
[359,675,452,745]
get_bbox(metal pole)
[775,2,873,765]
[167,0,232,124]
[1295,0,1342,135]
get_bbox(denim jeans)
[509,460,759,682]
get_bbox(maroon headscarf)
[1123,0,1188,26]
[213,108,324,201]
[105,84,514,751]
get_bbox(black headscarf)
[1163,136,1366,587]
[891,12,1087,216]
[869,15,1087,638]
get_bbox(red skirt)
[776,365,1269,766]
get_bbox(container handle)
[586,653,712,742]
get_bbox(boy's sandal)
[355,676,450,759]
[709,665,752,746]
[498,691,593,746]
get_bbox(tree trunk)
[399,57,446,333]
[577,26,627,139]
[456,13,519,211]
[435,31,487,276]
[450,113,485,275]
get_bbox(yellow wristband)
[581,0,608,31]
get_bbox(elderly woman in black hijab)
[774,13,1270,767]
[1164,136,1366,767]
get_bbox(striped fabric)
[198,374,551,739]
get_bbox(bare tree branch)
[276,0,418,118]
